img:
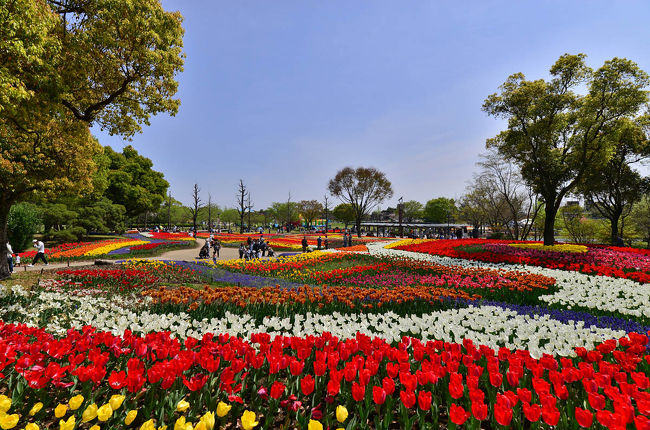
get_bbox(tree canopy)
[423,198,457,224]
[483,53,649,244]
[0,0,184,279]
[328,167,393,237]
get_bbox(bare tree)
[323,195,331,233]
[287,192,293,232]
[207,194,212,232]
[246,192,253,231]
[236,180,248,234]
[328,167,393,237]
[188,184,202,234]
[477,149,540,240]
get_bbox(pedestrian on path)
[302,236,308,253]
[29,239,48,266]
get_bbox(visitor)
[267,246,275,257]
[6,242,14,274]
[212,239,221,259]
[317,236,322,250]
[302,236,308,253]
[239,243,245,259]
[324,236,329,250]
[29,239,48,266]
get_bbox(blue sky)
[92,1,650,209]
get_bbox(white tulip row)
[367,242,650,318]
[0,285,623,358]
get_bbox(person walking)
[301,236,308,253]
[6,242,14,274]
[317,236,322,250]
[324,236,329,250]
[29,239,48,266]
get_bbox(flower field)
[16,235,195,262]
[196,233,390,250]
[1,239,650,429]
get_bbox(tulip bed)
[395,239,650,283]
[16,235,195,262]
[1,240,650,429]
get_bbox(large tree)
[0,0,184,279]
[401,200,423,222]
[299,200,324,228]
[483,54,649,245]
[332,204,356,229]
[579,118,650,244]
[328,167,393,237]
[104,145,169,220]
[423,197,457,224]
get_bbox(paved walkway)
[11,244,275,274]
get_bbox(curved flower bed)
[0,322,648,429]
[395,239,650,282]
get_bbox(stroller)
[199,243,210,259]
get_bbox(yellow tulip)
[125,410,138,425]
[0,395,11,414]
[82,403,98,422]
[140,419,156,430]
[308,420,323,430]
[29,402,43,416]
[240,411,258,430]
[90,426,100,430]
[54,404,68,418]
[97,404,113,422]
[200,411,215,430]
[24,424,39,430]
[174,417,186,430]
[176,400,190,413]
[158,427,168,430]
[69,394,84,411]
[109,395,125,411]
[0,413,19,429]
[59,416,76,430]
[336,405,348,423]
[216,402,231,418]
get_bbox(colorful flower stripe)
[143,232,196,241]
[141,284,477,311]
[0,322,649,429]
[509,243,588,253]
[396,239,650,282]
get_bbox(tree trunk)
[543,203,557,245]
[0,201,11,280]
[355,217,362,238]
[610,211,621,246]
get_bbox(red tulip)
[574,407,593,428]
[635,415,650,430]
[351,382,365,401]
[494,402,513,426]
[542,406,560,426]
[382,377,395,395]
[270,381,286,399]
[400,390,416,409]
[448,373,464,399]
[182,373,208,391]
[588,392,606,410]
[522,403,541,423]
[301,375,315,396]
[489,371,502,387]
[471,401,487,421]
[449,404,468,425]
[417,391,432,411]
[372,386,386,405]
[327,378,341,397]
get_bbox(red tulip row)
[397,239,650,282]
[1,321,649,429]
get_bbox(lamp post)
[398,197,403,238]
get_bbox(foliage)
[299,200,324,227]
[328,167,393,237]
[7,203,41,251]
[423,197,456,223]
[400,200,423,222]
[332,204,356,227]
[483,53,649,245]
[104,146,169,219]
[579,118,650,244]
[0,0,185,278]
[558,205,598,244]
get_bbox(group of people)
[239,236,274,260]
[199,235,223,262]
[5,239,48,274]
